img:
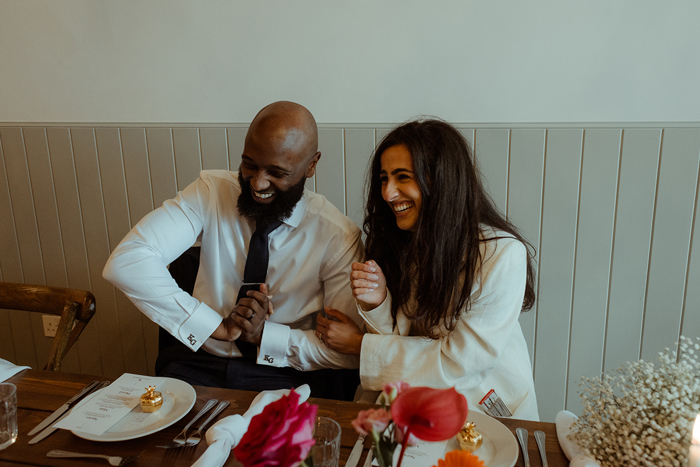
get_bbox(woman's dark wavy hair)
[364,119,536,338]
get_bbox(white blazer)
[357,227,540,421]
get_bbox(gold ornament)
[140,385,163,413]
[457,421,483,452]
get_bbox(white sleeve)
[257,231,365,370]
[359,239,528,391]
[356,289,410,336]
[102,177,222,351]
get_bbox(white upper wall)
[1,0,698,124]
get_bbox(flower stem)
[372,430,385,467]
[396,428,411,467]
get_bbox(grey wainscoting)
[1,123,699,421]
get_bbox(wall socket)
[42,315,62,337]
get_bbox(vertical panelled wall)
[1,124,699,421]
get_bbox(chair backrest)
[0,282,96,371]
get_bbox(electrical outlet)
[42,315,61,337]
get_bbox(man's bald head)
[246,101,319,163]
[238,102,321,225]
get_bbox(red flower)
[352,408,392,436]
[233,389,318,467]
[391,387,468,442]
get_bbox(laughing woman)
[316,119,539,420]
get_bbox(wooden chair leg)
[45,302,79,371]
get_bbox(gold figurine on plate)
[458,421,483,452]
[140,385,163,413]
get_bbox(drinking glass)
[308,416,341,467]
[0,383,17,450]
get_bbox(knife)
[28,381,110,444]
[27,380,101,436]
[362,443,374,467]
[345,435,366,467]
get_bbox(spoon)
[535,430,548,467]
[516,427,530,467]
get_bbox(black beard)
[237,171,306,227]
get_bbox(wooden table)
[0,370,569,466]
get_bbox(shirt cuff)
[357,290,392,334]
[177,301,221,351]
[257,321,290,367]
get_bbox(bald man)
[103,102,363,399]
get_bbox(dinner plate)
[444,411,519,467]
[70,378,196,442]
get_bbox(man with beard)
[103,101,363,399]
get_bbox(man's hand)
[350,260,387,310]
[316,307,364,355]
[232,283,274,346]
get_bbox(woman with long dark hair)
[316,119,539,420]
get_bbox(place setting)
[28,374,199,444]
[17,372,235,466]
[345,383,522,467]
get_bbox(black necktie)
[236,220,283,302]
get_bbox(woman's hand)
[316,308,364,355]
[351,260,387,309]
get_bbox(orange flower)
[432,450,486,467]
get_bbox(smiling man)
[103,101,363,399]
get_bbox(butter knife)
[345,435,365,467]
[27,380,101,436]
[28,381,110,444]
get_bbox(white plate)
[444,411,518,467]
[70,378,196,442]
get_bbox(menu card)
[55,373,165,435]
[374,440,449,467]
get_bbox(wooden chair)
[0,282,96,371]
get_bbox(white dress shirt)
[103,170,363,370]
[357,227,540,421]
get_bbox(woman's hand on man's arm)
[316,308,364,355]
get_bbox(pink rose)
[352,408,392,436]
[378,381,411,406]
[233,389,318,467]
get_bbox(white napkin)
[555,410,600,467]
[0,358,30,382]
[191,384,311,467]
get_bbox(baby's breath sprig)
[569,336,700,467]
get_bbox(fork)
[157,398,218,448]
[47,449,140,466]
[184,400,230,446]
